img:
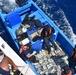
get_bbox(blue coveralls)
[0,67,10,75]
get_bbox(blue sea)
[0,0,76,49]
[34,0,76,44]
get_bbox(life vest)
[62,71,72,75]
[20,45,28,54]
[71,48,76,59]
[45,27,53,36]
[21,45,28,50]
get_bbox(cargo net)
[33,43,69,75]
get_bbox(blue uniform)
[21,48,33,58]
[0,67,10,75]
[21,48,37,63]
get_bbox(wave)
[35,0,76,44]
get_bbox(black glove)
[14,69,23,75]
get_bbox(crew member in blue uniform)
[20,44,38,63]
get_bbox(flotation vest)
[62,71,72,75]
[21,45,28,50]
[45,27,53,36]
[20,45,28,54]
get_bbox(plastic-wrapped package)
[32,44,69,75]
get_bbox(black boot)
[47,47,51,54]
[14,69,23,75]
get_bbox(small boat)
[0,0,74,75]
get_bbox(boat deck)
[20,24,69,75]
[32,43,69,75]
[0,1,73,75]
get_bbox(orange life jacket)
[21,45,28,50]
[62,71,72,75]
[20,45,28,54]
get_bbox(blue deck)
[0,0,75,75]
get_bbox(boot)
[47,47,51,54]
[14,69,23,75]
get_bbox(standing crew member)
[41,25,57,54]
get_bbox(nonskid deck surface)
[32,43,69,75]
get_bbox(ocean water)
[0,0,76,49]
[34,0,76,44]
